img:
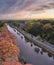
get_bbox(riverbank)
[0,25,32,65]
[6,24,54,65]
[10,25,54,55]
[18,28,54,55]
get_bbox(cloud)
[0,0,54,19]
[0,0,54,13]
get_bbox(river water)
[7,24,54,65]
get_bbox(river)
[7,24,54,65]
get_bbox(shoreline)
[0,25,32,65]
[12,25,54,55]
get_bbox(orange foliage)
[3,62,32,65]
[0,26,19,62]
[0,25,32,65]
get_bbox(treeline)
[0,21,5,27]
[1,20,54,45]
[23,20,54,45]
[0,21,5,32]
[7,20,25,27]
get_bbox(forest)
[0,20,54,45]
[23,20,54,45]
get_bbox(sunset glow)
[0,0,54,19]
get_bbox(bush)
[19,56,26,64]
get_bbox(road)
[16,27,54,55]
[6,23,54,55]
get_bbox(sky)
[0,0,54,20]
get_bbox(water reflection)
[17,32,20,35]
[48,53,52,58]
[21,36,23,39]
[42,48,47,53]
[7,25,54,65]
[53,56,54,60]
[14,28,16,32]
[40,51,43,55]
[34,47,40,53]
[31,43,33,47]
